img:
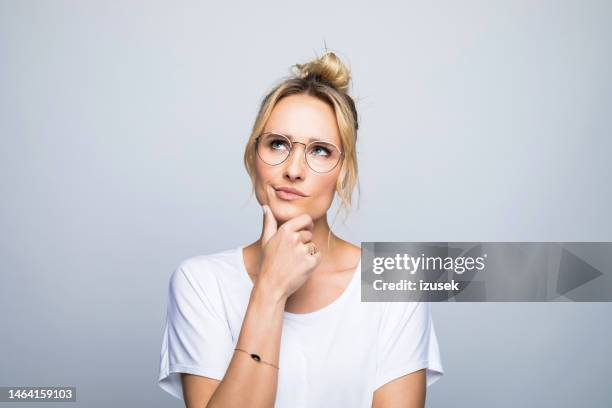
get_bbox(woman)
[158,51,444,407]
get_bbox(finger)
[261,205,278,246]
[310,249,322,263]
[297,230,313,244]
[284,213,314,233]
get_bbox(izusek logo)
[372,253,487,275]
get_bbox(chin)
[270,202,308,221]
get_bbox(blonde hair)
[243,50,360,233]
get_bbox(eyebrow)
[276,132,329,144]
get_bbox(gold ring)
[308,243,318,255]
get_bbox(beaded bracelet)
[234,348,280,370]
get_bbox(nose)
[284,142,308,180]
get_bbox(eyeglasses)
[255,132,344,173]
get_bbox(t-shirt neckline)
[236,244,361,321]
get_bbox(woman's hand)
[257,204,321,300]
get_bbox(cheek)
[313,172,339,200]
[253,160,274,201]
[307,173,340,218]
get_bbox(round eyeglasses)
[255,132,344,173]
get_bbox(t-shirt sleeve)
[157,261,235,401]
[374,301,444,391]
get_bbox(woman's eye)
[270,139,289,150]
[310,145,330,157]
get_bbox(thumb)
[261,205,277,246]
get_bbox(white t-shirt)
[158,244,444,407]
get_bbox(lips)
[275,186,307,197]
[274,186,308,201]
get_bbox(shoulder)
[385,300,431,316]
[177,247,239,277]
[169,247,241,296]
[378,301,432,331]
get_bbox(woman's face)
[254,93,342,224]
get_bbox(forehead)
[263,94,340,145]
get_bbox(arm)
[182,278,287,408]
[371,369,426,408]
[179,208,319,407]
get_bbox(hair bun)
[292,51,352,93]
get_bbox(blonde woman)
[158,50,444,407]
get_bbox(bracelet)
[234,348,280,370]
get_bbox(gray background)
[1,1,610,407]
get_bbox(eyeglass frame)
[254,131,345,173]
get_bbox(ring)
[308,243,318,255]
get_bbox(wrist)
[251,276,287,306]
